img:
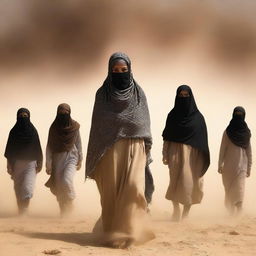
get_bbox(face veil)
[226,106,251,149]
[111,71,130,90]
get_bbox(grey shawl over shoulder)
[86,53,153,181]
[86,53,154,203]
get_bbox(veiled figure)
[218,106,252,215]
[162,85,210,221]
[4,108,43,215]
[45,103,83,216]
[86,52,154,248]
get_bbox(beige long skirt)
[222,170,247,209]
[92,138,154,245]
[166,142,204,205]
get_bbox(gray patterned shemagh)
[86,52,153,180]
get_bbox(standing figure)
[45,103,82,216]
[86,52,154,248]
[162,85,210,221]
[218,106,252,215]
[4,108,43,215]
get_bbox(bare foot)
[181,205,191,220]
[171,202,181,222]
[171,211,181,222]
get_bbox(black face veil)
[226,106,251,148]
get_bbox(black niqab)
[226,106,251,149]
[162,85,210,176]
[4,108,43,163]
[111,72,130,90]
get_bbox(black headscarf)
[4,108,43,164]
[162,85,210,176]
[226,106,251,149]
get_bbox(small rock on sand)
[229,231,239,235]
[42,249,62,255]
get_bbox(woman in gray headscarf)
[86,52,154,248]
[45,103,83,217]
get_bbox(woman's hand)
[7,161,13,175]
[76,160,82,171]
[36,161,42,173]
[46,168,52,175]
[7,167,13,175]
[162,157,168,165]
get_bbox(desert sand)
[1,213,256,255]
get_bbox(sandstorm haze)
[1,1,256,255]
[0,0,256,231]
[0,0,256,74]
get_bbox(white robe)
[218,131,252,208]
[46,131,83,202]
[12,160,37,201]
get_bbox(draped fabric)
[92,138,154,246]
[4,108,42,164]
[226,106,251,149]
[47,103,80,153]
[219,131,252,210]
[86,52,153,179]
[164,142,204,205]
[162,85,210,176]
[45,130,83,204]
[12,160,37,201]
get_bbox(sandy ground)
[1,212,256,256]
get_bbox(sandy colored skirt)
[166,142,204,205]
[222,170,246,209]
[92,138,154,245]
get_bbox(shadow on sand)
[17,231,101,247]
[0,211,18,218]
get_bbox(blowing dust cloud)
[0,1,256,255]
